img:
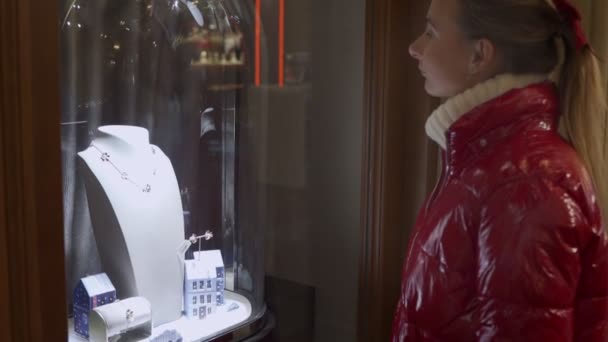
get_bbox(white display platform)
[69,291,251,342]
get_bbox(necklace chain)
[91,144,158,193]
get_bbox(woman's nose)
[409,37,421,60]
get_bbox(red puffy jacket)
[392,82,608,341]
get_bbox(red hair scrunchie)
[552,0,588,50]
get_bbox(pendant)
[143,184,152,193]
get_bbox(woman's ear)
[468,38,498,76]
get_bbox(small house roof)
[79,273,115,296]
[185,250,224,280]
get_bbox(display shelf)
[68,291,251,342]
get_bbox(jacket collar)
[425,73,561,171]
[425,73,551,150]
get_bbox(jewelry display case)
[59,0,268,340]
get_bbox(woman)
[392,0,608,341]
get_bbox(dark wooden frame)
[358,1,438,340]
[0,0,68,341]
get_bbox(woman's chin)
[424,81,440,97]
[424,80,452,98]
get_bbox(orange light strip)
[255,0,261,86]
[278,0,285,87]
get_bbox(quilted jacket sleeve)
[475,176,608,341]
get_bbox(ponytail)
[559,46,608,226]
[457,0,607,225]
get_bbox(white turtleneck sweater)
[425,73,553,150]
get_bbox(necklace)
[91,144,158,193]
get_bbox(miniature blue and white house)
[184,250,225,320]
[73,273,117,339]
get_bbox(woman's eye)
[424,28,434,38]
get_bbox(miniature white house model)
[184,250,226,320]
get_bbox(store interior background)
[254,0,364,341]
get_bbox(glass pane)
[60,0,268,340]
[60,0,365,340]
[254,0,364,341]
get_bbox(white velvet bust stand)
[78,125,185,326]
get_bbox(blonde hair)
[560,46,608,224]
[459,0,608,223]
